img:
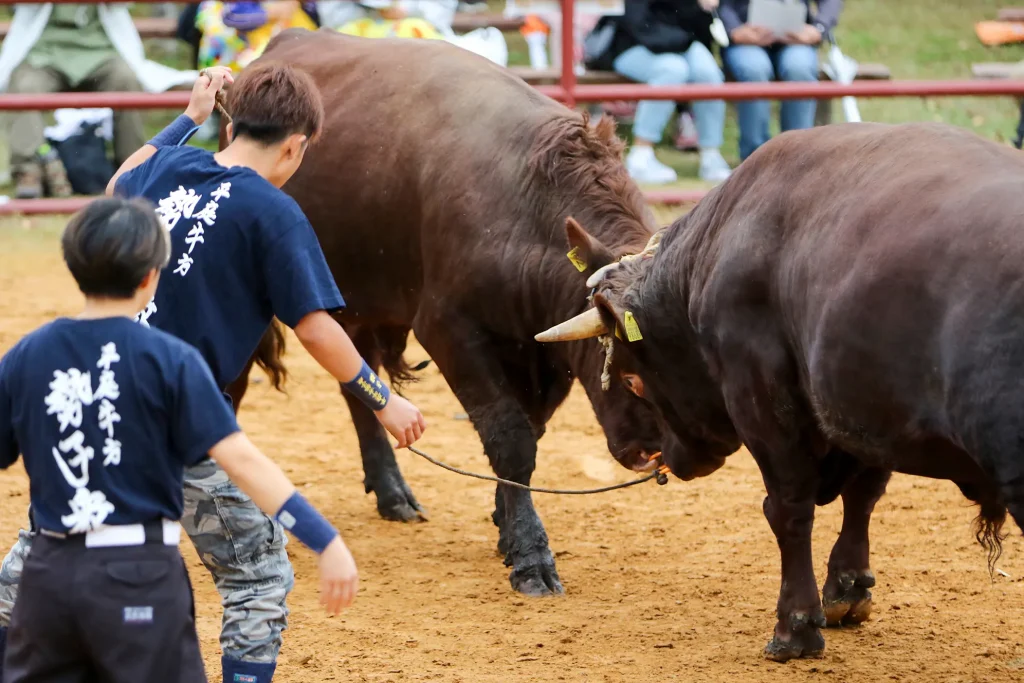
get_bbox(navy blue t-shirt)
[115,145,345,391]
[0,317,240,534]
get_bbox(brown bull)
[539,122,1024,658]
[225,28,663,596]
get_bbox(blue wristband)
[148,114,201,149]
[342,360,391,411]
[275,492,339,554]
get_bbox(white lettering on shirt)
[45,342,125,533]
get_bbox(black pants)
[4,534,205,683]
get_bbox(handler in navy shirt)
[0,64,424,683]
[0,198,357,683]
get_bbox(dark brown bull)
[538,122,1024,659]
[225,28,663,596]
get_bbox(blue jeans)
[613,42,726,149]
[723,44,819,160]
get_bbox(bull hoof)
[823,569,874,627]
[508,553,564,597]
[763,627,825,662]
[374,478,429,523]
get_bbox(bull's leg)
[341,327,426,522]
[719,334,825,661]
[760,480,826,661]
[414,314,563,596]
[224,358,255,413]
[822,466,891,627]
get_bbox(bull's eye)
[622,373,644,398]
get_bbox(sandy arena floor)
[1,220,1024,682]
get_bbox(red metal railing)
[2,0,1024,214]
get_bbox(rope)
[199,68,233,125]
[408,446,668,495]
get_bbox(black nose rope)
[408,446,669,494]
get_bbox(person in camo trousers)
[0,196,358,682]
[0,63,427,683]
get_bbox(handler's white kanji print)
[44,343,124,532]
[155,181,232,278]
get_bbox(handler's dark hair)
[61,197,170,299]
[227,61,324,145]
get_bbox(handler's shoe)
[625,145,678,185]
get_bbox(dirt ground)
[2,221,1024,683]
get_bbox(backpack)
[53,122,115,196]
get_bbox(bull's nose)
[627,450,661,472]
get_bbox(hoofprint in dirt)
[1,223,1023,681]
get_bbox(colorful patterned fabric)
[196,1,318,71]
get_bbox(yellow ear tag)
[615,326,623,340]
[567,246,588,273]
[623,311,643,342]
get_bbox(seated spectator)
[197,1,319,73]
[719,0,840,160]
[193,0,319,139]
[0,3,196,199]
[607,0,731,185]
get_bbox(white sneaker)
[626,146,678,185]
[699,149,732,184]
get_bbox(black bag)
[52,122,115,196]
[583,15,620,71]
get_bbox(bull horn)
[586,262,620,288]
[535,308,608,342]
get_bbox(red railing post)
[560,0,576,108]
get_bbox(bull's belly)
[822,424,987,483]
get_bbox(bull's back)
[696,123,1024,450]
[256,29,564,323]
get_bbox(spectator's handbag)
[53,122,115,196]
[583,15,620,71]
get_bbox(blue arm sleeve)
[0,350,20,470]
[261,207,346,329]
[172,346,241,465]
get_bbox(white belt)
[84,519,181,548]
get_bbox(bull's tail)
[254,320,288,393]
[375,325,429,393]
[972,498,1008,578]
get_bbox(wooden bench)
[511,63,892,126]
[0,12,523,40]
[971,61,1023,79]
[998,8,1024,21]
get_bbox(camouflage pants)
[0,458,294,663]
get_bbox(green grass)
[1,0,1022,197]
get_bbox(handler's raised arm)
[106,67,235,196]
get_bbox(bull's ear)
[565,217,616,275]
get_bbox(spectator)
[719,0,841,160]
[0,3,197,199]
[607,0,731,185]
[193,1,319,139]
